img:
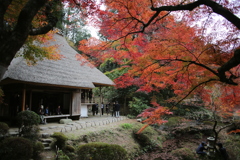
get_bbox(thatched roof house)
[1,34,113,88]
[0,34,114,119]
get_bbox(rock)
[49,126,57,129]
[40,127,48,130]
[137,119,142,122]
[59,119,72,124]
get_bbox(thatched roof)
[1,34,114,89]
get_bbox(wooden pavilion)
[0,34,114,120]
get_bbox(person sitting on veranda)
[56,105,62,115]
[38,105,45,124]
[196,142,207,155]
[45,106,49,116]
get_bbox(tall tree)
[79,0,240,126]
[60,3,91,45]
[0,0,99,79]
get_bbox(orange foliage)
[228,129,240,134]
[78,0,240,128]
[138,102,173,124]
[23,30,64,65]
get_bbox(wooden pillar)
[72,90,81,115]
[99,87,102,117]
[99,86,102,103]
[69,92,73,116]
[22,88,26,111]
[29,90,32,110]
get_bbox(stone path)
[9,115,128,138]
[40,116,128,137]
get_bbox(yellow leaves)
[42,45,62,60]
[16,31,62,65]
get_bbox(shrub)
[164,116,184,128]
[224,134,240,160]
[57,150,70,160]
[65,145,75,153]
[194,132,203,139]
[127,114,136,119]
[0,137,33,160]
[17,110,40,138]
[129,97,150,116]
[77,142,128,160]
[171,148,195,160]
[17,110,40,127]
[24,125,40,140]
[227,120,240,133]
[0,122,9,136]
[120,123,133,129]
[52,132,68,149]
[32,141,44,158]
[133,124,162,151]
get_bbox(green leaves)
[129,97,150,116]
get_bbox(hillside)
[39,118,240,160]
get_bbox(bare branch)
[174,58,219,77]
[151,0,240,30]
[175,78,218,106]
[29,1,58,35]
[217,49,240,85]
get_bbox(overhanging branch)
[175,78,218,106]
[29,0,58,35]
[151,0,240,30]
[217,49,240,85]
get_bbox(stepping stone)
[57,126,64,129]
[66,123,77,127]
[42,133,50,138]
[64,126,72,132]
[40,127,48,130]
[67,122,76,125]
[85,123,91,127]
[41,139,53,143]
[44,146,51,150]
[75,121,85,124]
[9,131,18,136]
[59,119,72,124]
[49,126,57,129]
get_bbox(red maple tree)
[79,0,240,130]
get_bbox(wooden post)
[22,88,26,111]
[100,87,102,116]
[29,90,32,110]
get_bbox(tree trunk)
[0,0,56,80]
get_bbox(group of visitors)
[196,141,229,160]
[92,101,121,117]
[38,105,62,124]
